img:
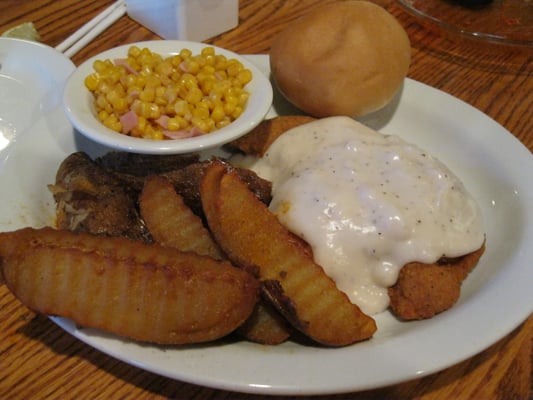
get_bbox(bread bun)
[269,1,411,118]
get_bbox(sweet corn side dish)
[84,46,253,140]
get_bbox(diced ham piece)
[155,115,170,129]
[163,126,205,139]
[120,110,138,134]
[114,59,138,75]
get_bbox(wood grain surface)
[1,1,531,399]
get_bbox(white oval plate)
[0,38,74,158]
[63,40,273,154]
[1,54,531,396]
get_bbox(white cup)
[125,0,239,41]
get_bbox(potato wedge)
[237,301,292,345]
[0,227,258,345]
[201,161,376,346]
[226,116,315,157]
[200,161,292,345]
[140,174,288,344]
[140,175,224,260]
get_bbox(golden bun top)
[269,1,411,118]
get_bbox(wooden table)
[1,1,531,398]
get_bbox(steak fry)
[0,227,259,345]
[139,175,224,260]
[237,300,293,345]
[200,161,376,347]
[200,160,291,345]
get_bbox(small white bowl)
[63,40,273,154]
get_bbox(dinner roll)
[269,1,411,118]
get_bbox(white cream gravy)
[234,116,484,315]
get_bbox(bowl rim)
[63,40,273,154]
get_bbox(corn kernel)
[128,45,141,58]
[223,101,236,116]
[193,104,210,120]
[139,87,155,102]
[93,59,108,73]
[194,55,206,68]
[201,47,215,57]
[167,117,181,131]
[155,60,173,76]
[185,87,203,105]
[216,117,231,129]
[191,116,213,133]
[148,103,160,119]
[103,114,122,132]
[170,55,183,67]
[137,116,147,132]
[174,100,191,117]
[211,104,225,123]
[145,75,162,88]
[150,129,164,140]
[111,97,128,113]
[179,48,192,59]
[97,109,109,122]
[214,55,227,70]
[237,69,253,86]
[232,106,243,119]
[239,92,250,106]
[84,73,100,91]
[96,94,108,110]
[226,60,243,77]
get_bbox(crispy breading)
[0,227,259,345]
[225,116,316,157]
[388,242,486,320]
[200,161,376,346]
[139,175,224,260]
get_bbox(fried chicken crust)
[225,115,316,157]
[388,242,486,320]
[0,227,259,345]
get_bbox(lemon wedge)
[2,22,41,41]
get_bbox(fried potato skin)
[0,227,258,345]
[237,301,292,345]
[201,161,376,346]
[226,116,316,157]
[200,159,292,344]
[388,242,485,320]
[139,175,224,260]
[140,175,289,344]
